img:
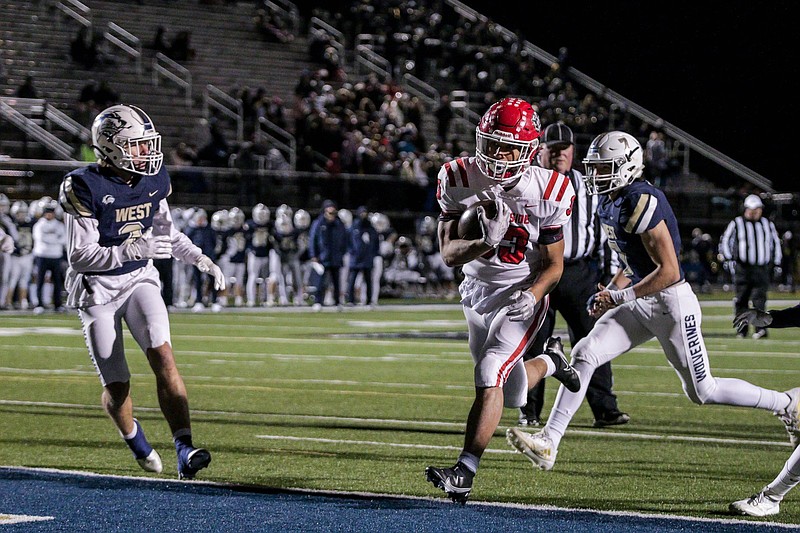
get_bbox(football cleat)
[124,419,163,474]
[137,449,164,474]
[776,387,800,448]
[593,411,631,428]
[543,337,581,393]
[518,410,540,427]
[425,462,474,504]
[176,444,212,480]
[506,427,557,471]
[729,491,780,517]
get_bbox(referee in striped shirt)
[519,123,629,428]
[720,194,782,339]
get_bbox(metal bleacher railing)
[203,84,244,143]
[153,53,193,109]
[103,22,142,78]
[55,0,91,30]
[0,98,76,160]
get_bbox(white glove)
[479,198,511,248]
[120,228,172,261]
[0,235,13,254]
[734,309,773,329]
[507,290,537,322]
[196,254,226,290]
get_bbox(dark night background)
[464,1,795,192]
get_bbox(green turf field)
[1,297,799,524]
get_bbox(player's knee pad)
[569,338,602,370]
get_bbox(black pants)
[35,256,63,309]
[733,264,770,335]
[521,259,620,421]
[346,267,372,304]
[154,257,174,306]
[315,266,341,305]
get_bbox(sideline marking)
[0,513,54,524]
[0,399,792,447]
[0,465,796,530]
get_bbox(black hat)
[321,199,337,210]
[542,122,574,147]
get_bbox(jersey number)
[483,225,530,264]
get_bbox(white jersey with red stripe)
[437,156,575,287]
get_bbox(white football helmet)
[91,104,163,175]
[11,200,29,221]
[211,209,231,232]
[228,207,245,229]
[274,213,293,235]
[582,131,645,195]
[418,215,436,236]
[370,212,390,234]
[293,209,310,230]
[252,203,271,225]
[275,203,293,220]
[338,208,353,228]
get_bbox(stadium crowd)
[0,193,458,313]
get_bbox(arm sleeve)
[65,213,127,272]
[769,304,800,328]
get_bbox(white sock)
[458,452,479,474]
[534,353,556,378]
[121,423,138,440]
[766,445,800,500]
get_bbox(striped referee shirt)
[562,169,604,262]
[720,215,782,267]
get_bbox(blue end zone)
[0,467,796,532]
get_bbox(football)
[458,199,498,240]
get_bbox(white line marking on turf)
[0,513,54,524]
[0,399,793,448]
[2,465,795,529]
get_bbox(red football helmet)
[475,98,542,181]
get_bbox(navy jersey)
[60,164,171,275]
[224,227,247,263]
[597,180,684,284]
[13,220,34,256]
[245,220,272,258]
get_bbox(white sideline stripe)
[2,465,795,530]
[255,431,792,451]
[0,399,788,448]
[0,513,54,524]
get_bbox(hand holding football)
[458,199,498,240]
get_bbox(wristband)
[607,286,636,305]
[605,282,619,291]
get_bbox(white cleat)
[137,449,163,474]
[776,387,800,448]
[506,427,557,471]
[729,491,780,517]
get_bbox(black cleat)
[593,411,631,428]
[425,462,474,504]
[544,337,581,393]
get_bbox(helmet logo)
[102,195,116,205]
[98,111,131,141]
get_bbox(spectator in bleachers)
[645,130,669,187]
[150,26,170,55]
[15,76,38,99]
[93,80,120,108]
[169,31,195,62]
[433,94,453,145]
[70,26,98,69]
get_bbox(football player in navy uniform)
[730,303,800,517]
[245,203,272,306]
[58,104,225,479]
[507,131,800,473]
